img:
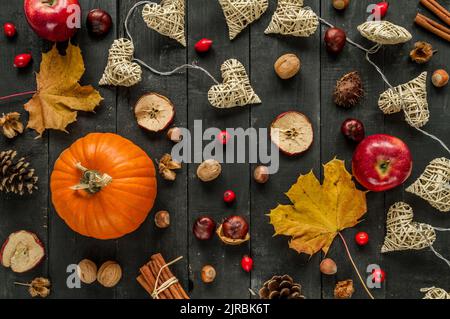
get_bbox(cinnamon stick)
[147,262,173,299]
[137,275,153,295]
[420,0,450,26]
[415,13,450,42]
[152,254,190,299]
[150,257,184,299]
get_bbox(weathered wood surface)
[0,0,449,299]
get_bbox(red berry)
[14,53,32,68]
[3,22,16,38]
[355,232,369,246]
[372,268,386,283]
[194,38,213,53]
[223,190,236,204]
[372,2,389,19]
[241,255,253,272]
[217,130,231,145]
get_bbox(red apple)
[352,134,412,192]
[24,0,80,42]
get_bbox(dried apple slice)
[0,230,45,273]
[135,93,175,132]
[270,111,314,156]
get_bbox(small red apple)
[352,134,412,192]
[24,0,80,42]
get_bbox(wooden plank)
[383,0,450,299]
[187,0,251,298]
[249,0,322,299]
[0,4,48,299]
[47,0,118,298]
[319,0,387,299]
[115,0,188,299]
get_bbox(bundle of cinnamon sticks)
[137,253,189,299]
[416,0,450,42]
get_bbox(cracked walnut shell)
[0,112,24,139]
[410,41,433,64]
[197,159,222,182]
[97,261,122,288]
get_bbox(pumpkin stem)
[70,162,112,194]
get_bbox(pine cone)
[259,275,305,299]
[0,150,38,195]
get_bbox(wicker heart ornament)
[219,0,269,40]
[357,21,412,45]
[265,0,319,37]
[142,0,186,46]
[381,202,436,253]
[378,72,429,128]
[99,39,142,87]
[208,59,261,108]
[407,158,450,212]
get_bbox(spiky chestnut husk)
[333,71,364,108]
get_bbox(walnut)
[77,259,98,284]
[97,261,122,288]
[0,112,24,139]
[410,41,434,64]
[334,279,354,299]
[159,153,182,181]
[197,159,222,182]
[274,54,301,80]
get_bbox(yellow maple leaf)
[269,159,367,256]
[24,44,103,136]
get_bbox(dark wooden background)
[1,0,449,299]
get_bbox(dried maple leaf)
[24,44,103,136]
[269,159,367,256]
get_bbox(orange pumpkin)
[50,133,157,239]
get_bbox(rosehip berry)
[217,130,231,145]
[372,268,386,283]
[14,53,32,68]
[194,38,213,53]
[223,190,236,204]
[372,1,389,19]
[3,22,16,38]
[355,232,369,246]
[241,255,253,272]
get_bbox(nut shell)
[432,69,449,88]
[97,261,122,288]
[254,166,269,184]
[197,159,222,182]
[201,265,216,283]
[154,210,170,228]
[77,259,97,284]
[216,224,250,246]
[319,258,337,275]
[274,54,301,80]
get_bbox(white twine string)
[428,227,450,270]
[316,14,450,155]
[124,1,219,84]
[151,256,183,299]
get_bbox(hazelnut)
[154,210,170,228]
[254,166,269,184]
[197,159,222,182]
[274,54,301,80]
[167,127,183,143]
[332,0,349,10]
[201,265,216,283]
[97,261,122,288]
[77,259,97,284]
[320,258,337,275]
[432,69,449,88]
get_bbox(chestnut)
[87,9,113,37]
[193,216,216,240]
[324,27,347,55]
[222,216,249,240]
